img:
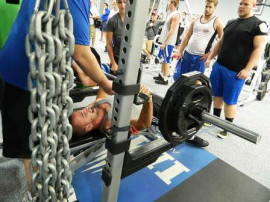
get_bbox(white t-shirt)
[90,5,100,25]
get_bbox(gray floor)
[0,30,269,201]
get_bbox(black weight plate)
[173,85,212,139]
[159,71,211,143]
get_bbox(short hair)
[206,0,218,7]
[171,0,180,8]
[69,113,85,136]
[104,2,108,7]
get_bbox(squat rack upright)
[101,1,151,202]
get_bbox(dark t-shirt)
[106,13,124,59]
[217,16,268,72]
[145,20,164,40]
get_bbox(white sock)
[161,73,168,81]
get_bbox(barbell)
[77,66,260,144]
[158,71,260,144]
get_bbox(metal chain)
[26,0,74,201]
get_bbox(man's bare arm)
[130,86,153,131]
[106,31,118,72]
[73,44,114,94]
[238,34,268,79]
[161,14,180,48]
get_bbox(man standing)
[100,2,110,42]
[142,11,164,63]
[106,0,126,74]
[108,0,119,19]
[0,0,113,188]
[175,0,223,81]
[205,0,268,138]
[153,0,181,85]
[90,0,100,47]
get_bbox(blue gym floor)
[72,136,216,202]
[71,135,270,202]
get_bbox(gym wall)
[178,0,270,26]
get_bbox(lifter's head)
[70,106,106,136]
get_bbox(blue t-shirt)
[101,8,110,22]
[0,0,90,91]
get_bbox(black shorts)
[2,82,31,158]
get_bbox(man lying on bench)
[70,85,153,136]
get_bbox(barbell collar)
[201,111,261,144]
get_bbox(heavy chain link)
[25,0,74,201]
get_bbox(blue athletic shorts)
[210,62,245,105]
[180,51,205,75]
[158,45,174,64]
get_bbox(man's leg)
[224,103,237,118]
[145,40,153,60]
[162,62,170,77]
[23,159,31,189]
[155,45,174,85]
[217,65,245,138]
[217,103,236,138]
[2,83,32,191]
[92,37,95,47]
[153,49,164,80]
[154,62,169,85]
[213,96,223,116]
[142,41,151,60]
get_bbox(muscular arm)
[238,35,268,79]
[130,101,153,131]
[207,35,223,60]
[130,85,153,131]
[215,18,224,39]
[178,19,195,55]
[73,44,114,94]
[204,35,224,67]
[106,31,118,71]
[72,60,96,86]
[161,14,180,48]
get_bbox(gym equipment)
[159,71,260,144]
[238,42,270,105]
[257,44,270,100]
[67,71,261,202]
[26,1,74,200]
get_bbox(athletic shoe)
[203,122,212,127]
[155,58,160,64]
[155,78,168,85]
[153,73,162,80]
[217,130,230,139]
[186,136,209,147]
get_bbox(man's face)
[72,106,104,133]
[238,0,255,18]
[117,0,126,14]
[204,2,216,17]
[168,0,175,9]
[151,14,158,21]
[113,1,118,9]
